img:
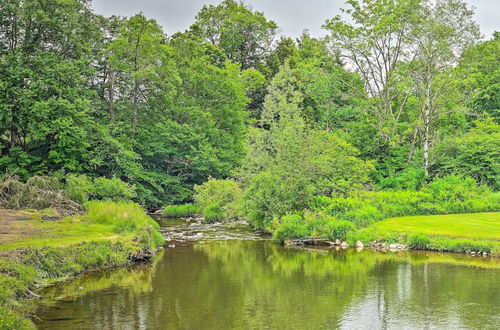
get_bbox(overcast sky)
[92,0,499,39]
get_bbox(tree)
[455,32,500,122]
[433,118,500,190]
[0,0,101,177]
[189,0,277,70]
[242,63,373,227]
[107,14,179,140]
[408,0,480,174]
[324,0,422,142]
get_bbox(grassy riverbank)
[355,212,500,255]
[0,202,164,329]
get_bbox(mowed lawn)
[0,215,120,251]
[372,212,500,241]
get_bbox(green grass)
[162,203,200,218]
[372,212,500,241]
[0,201,164,329]
[0,219,119,251]
[361,212,500,255]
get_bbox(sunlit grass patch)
[372,212,500,241]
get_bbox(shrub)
[194,179,243,221]
[378,168,427,191]
[491,246,500,257]
[273,214,309,242]
[65,175,94,204]
[313,175,499,228]
[93,177,136,202]
[162,204,200,218]
[407,233,431,250]
[203,203,224,223]
[325,220,356,241]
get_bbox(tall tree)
[0,0,100,176]
[107,14,179,140]
[324,0,422,142]
[408,0,480,174]
[189,0,277,70]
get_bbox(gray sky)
[92,0,499,39]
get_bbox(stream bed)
[32,218,500,329]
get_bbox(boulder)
[355,240,364,248]
[389,244,398,250]
[340,241,349,248]
[335,239,341,246]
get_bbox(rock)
[389,244,398,250]
[335,239,341,246]
[192,233,204,239]
[340,241,349,248]
[78,287,83,290]
[284,240,294,246]
[483,252,488,256]
[355,240,364,248]
[168,244,176,248]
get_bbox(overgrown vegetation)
[162,204,200,218]
[194,179,243,222]
[1,0,496,211]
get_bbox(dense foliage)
[0,0,498,236]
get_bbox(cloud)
[91,0,498,39]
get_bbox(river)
[33,218,500,329]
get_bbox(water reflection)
[34,241,500,330]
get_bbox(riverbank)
[0,202,164,329]
[354,212,500,256]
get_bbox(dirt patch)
[0,209,40,245]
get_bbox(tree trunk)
[423,77,431,176]
[108,65,115,121]
[131,80,139,140]
[407,125,419,164]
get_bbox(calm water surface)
[33,219,500,330]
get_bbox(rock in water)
[335,239,341,246]
[355,240,364,248]
[340,241,349,248]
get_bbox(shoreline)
[0,205,164,329]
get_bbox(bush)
[273,214,309,242]
[313,175,499,228]
[64,175,136,203]
[491,246,500,257]
[407,233,431,250]
[378,168,427,191]
[162,204,200,218]
[194,179,243,221]
[93,177,136,202]
[203,203,224,223]
[65,175,94,204]
[325,220,356,241]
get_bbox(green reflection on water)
[34,241,500,330]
